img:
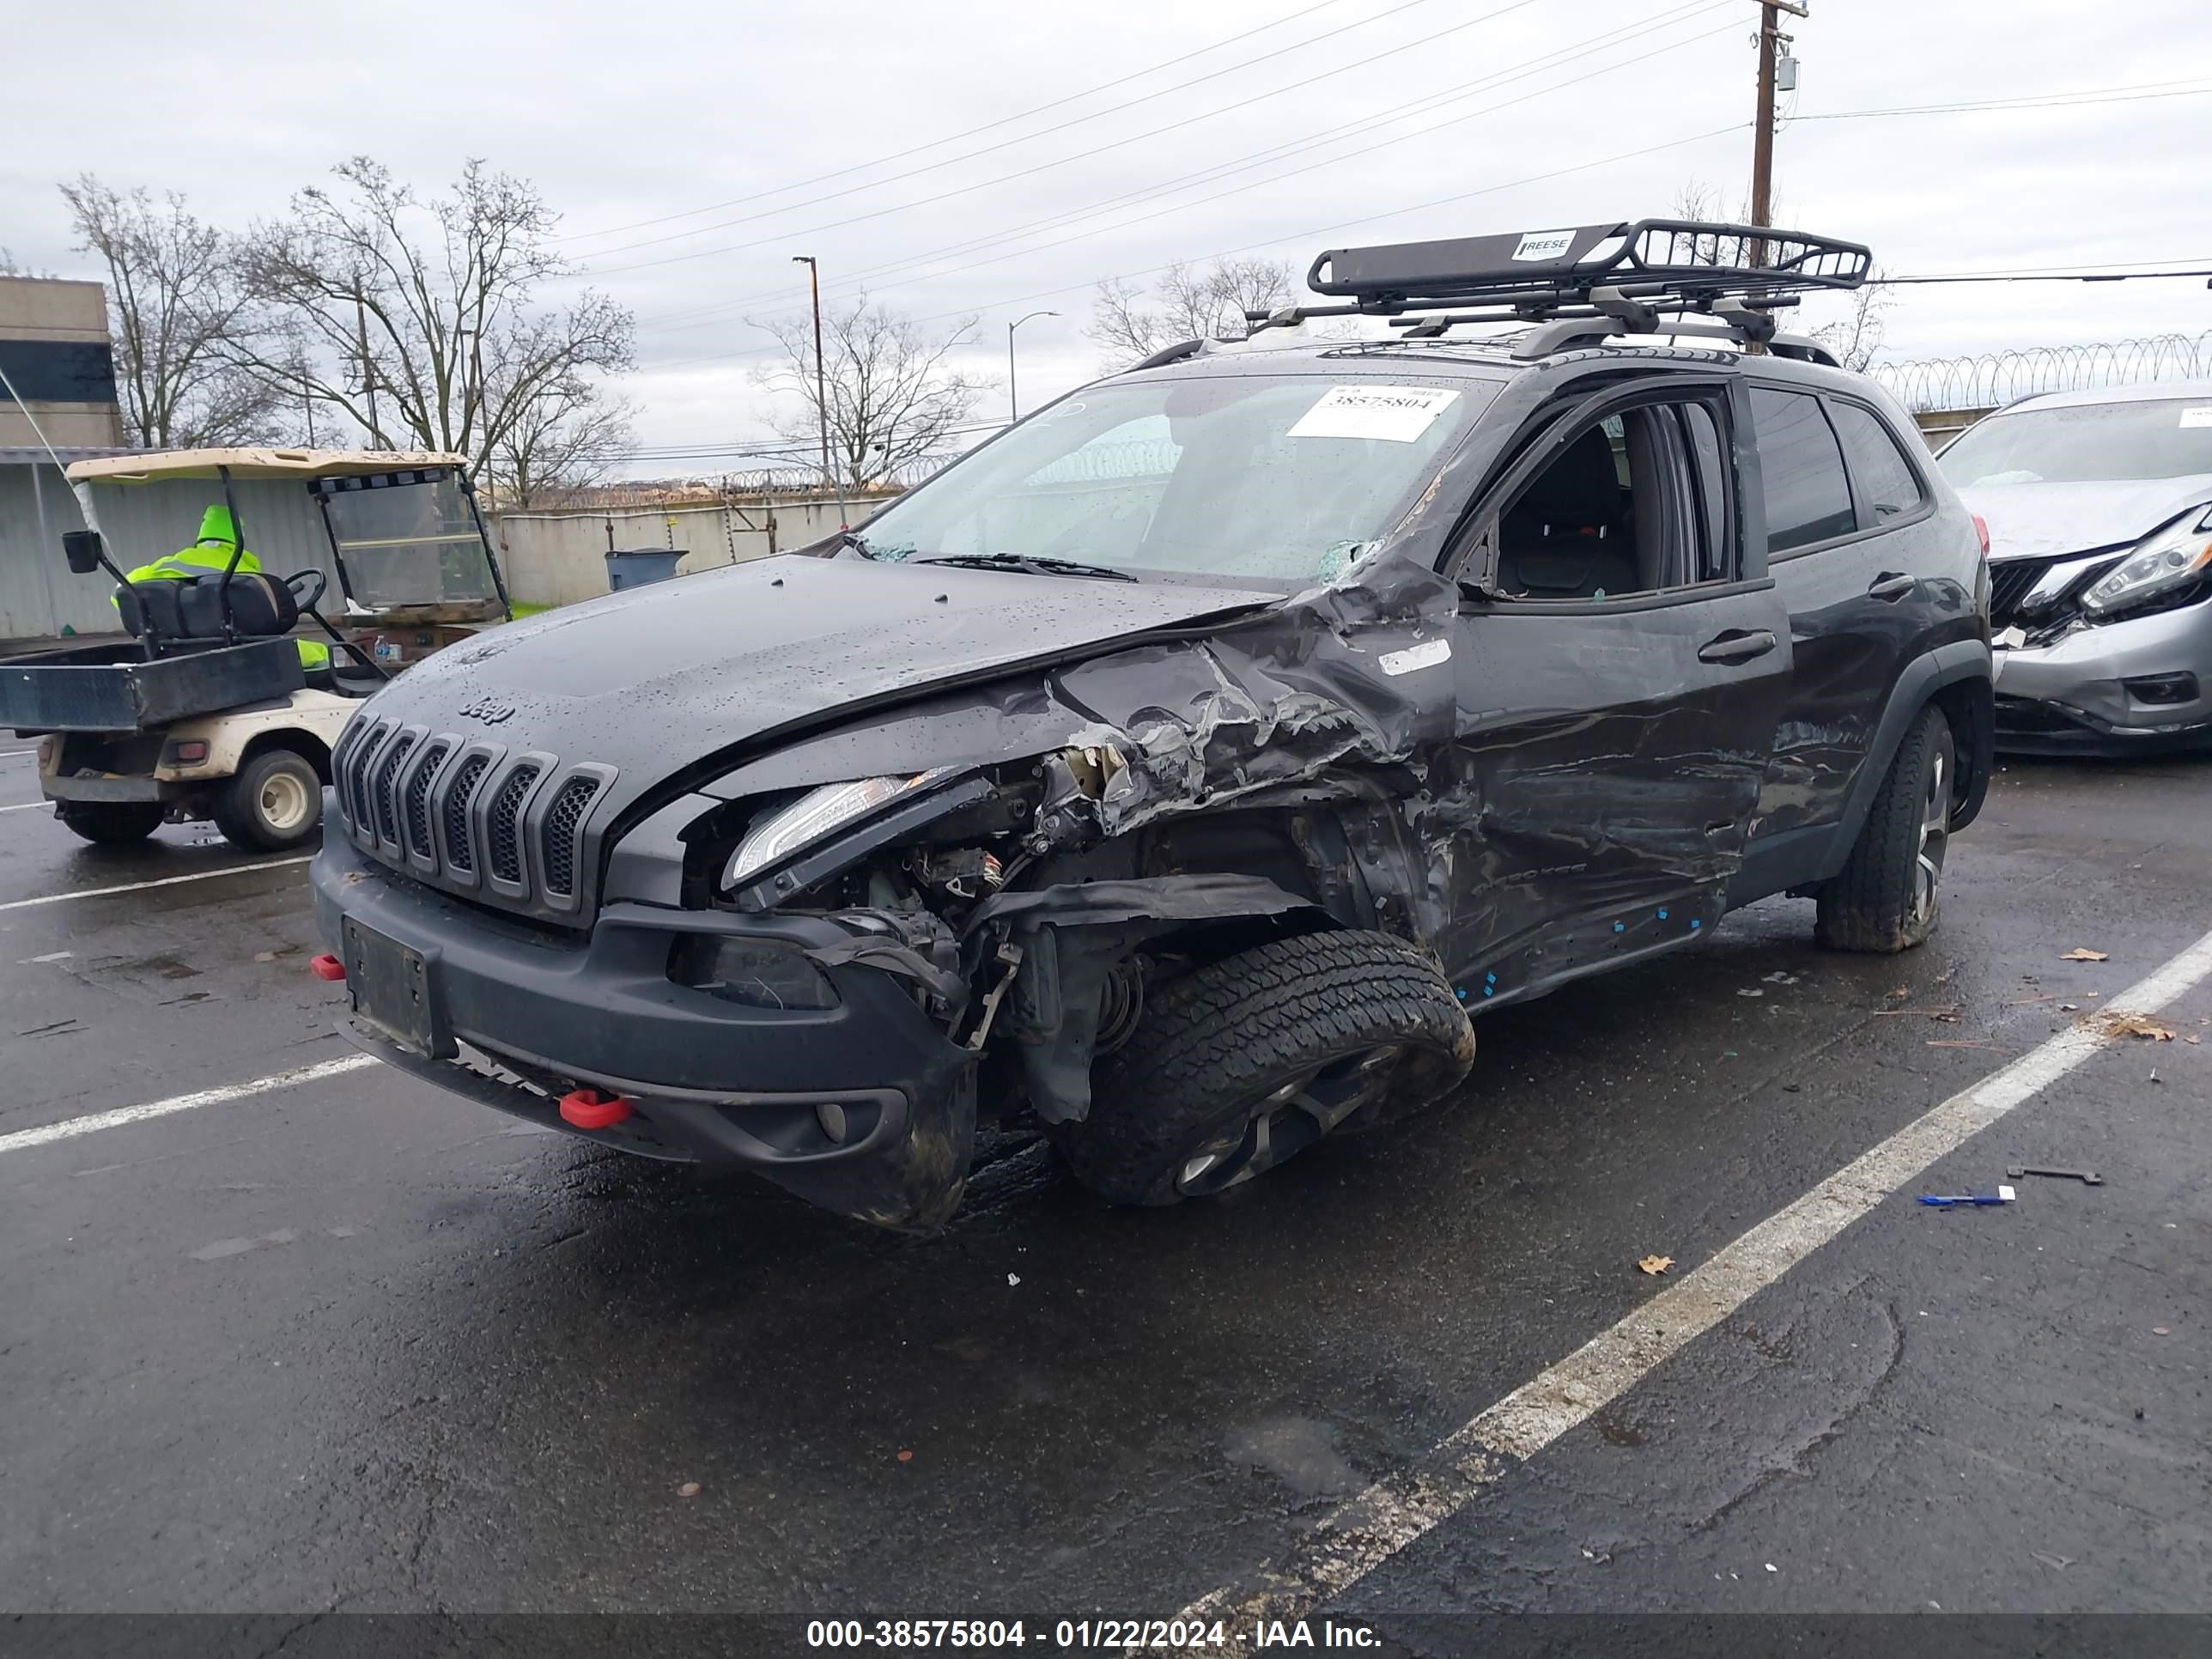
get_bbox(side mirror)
[63,529,106,576]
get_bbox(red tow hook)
[558,1088,635,1130]
[308,953,347,981]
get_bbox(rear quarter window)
[1750,386,1856,554]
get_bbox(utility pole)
[1006,310,1059,423]
[1747,0,1806,264]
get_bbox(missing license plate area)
[343,919,440,1056]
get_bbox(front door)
[1431,379,1791,1005]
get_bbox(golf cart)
[0,449,510,851]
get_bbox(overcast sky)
[8,0,2209,471]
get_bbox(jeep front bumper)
[309,830,978,1230]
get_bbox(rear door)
[1431,377,1791,1003]
[1746,384,1936,848]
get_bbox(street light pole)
[793,256,830,482]
[1006,310,1060,423]
[792,255,848,529]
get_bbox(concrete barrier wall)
[489,495,895,608]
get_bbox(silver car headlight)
[724,769,951,888]
[2081,506,2212,617]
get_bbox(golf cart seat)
[114,571,300,645]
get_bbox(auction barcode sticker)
[2179,406,2212,428]
[1288,386,1461,443]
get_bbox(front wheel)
[212,748,323,852]
[58,800,165,846]
[1816,703,1956,953]
[1051,930,1476,1207]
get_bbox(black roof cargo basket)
[1239,218,1872,363]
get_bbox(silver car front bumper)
[1993,598,2212,754]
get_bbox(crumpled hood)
[350,554,1279,816]
[1960,474,2212,561]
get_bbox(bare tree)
[1809,272,1893,373]
[487,391,638,508]
[1087,257,1295,369]
[58,176,288,447]
[752,292,992,489]
[1,248,57,278]
[234,158,633,474]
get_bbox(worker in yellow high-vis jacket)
[118,504,330,671]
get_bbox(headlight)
[724,769,951,888]
[2081,507,2212,617]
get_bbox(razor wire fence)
[1871,331,2212,412]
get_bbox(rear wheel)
[1051,930,1476,1207]
[1816,703,1956,953]
[213,747,323,852]
[57,800,165,846]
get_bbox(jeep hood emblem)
[457,696,518,726]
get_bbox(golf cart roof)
[65,448,470,485]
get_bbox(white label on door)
[1289,386,1461,443]
[2178,405,2212,428]
[1378,637,1453,676]
[1511,229,1577,262]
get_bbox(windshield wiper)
[917,552,1138,582]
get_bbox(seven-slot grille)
[1988,556,2056,626]
[331,717,613,918]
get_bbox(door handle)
[1867,571,1916,601]
[1698,629,1778,665]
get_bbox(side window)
[1749,386,1856,553]
[1488,395,1735,601]
[1828,400,1929,523]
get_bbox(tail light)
[1971,514,1990,556]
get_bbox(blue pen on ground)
[1918,1184,2018,1207]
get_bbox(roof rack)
[1241,218,1869,362]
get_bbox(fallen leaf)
[1737,988,1765,998]
[1638,1254,1674,1276]
[2031,1552,2075,1571]
[1007,1273,1022,1286]
[2060,948,2109,962]
[2151,1327,2171,1337]
[677,1481,702,1498]
[2186,1036,2201,1045]
[896,1449,915,1463]
[2103,1013,2175,1042]
[2058,1003,2081,1012]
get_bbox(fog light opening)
[2124,672,2197,708]
[815,1102,849,1145]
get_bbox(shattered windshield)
[854,373,1492,584]
[1937,397,2212,486]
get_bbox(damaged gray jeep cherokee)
[311,220,1993,1229]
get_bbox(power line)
[637,121,1745,374]
[554,0,1360,244]
[1792,77,2212,122]
[634,0,1734,337]
[579,0,1552,274]
[1874,268,2212,286]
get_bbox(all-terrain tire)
[1051,930,1476,1207]
[212,747,323,852]
[1815,703,1956,953]
[57,800,165,846]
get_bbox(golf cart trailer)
[0,448,509,850]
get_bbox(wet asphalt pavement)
[0,736,2207,1640]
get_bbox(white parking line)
[0,854,313,914]
[0,1054,374,1158]
[1179,922,2212,1635]
[0,801,50,812]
